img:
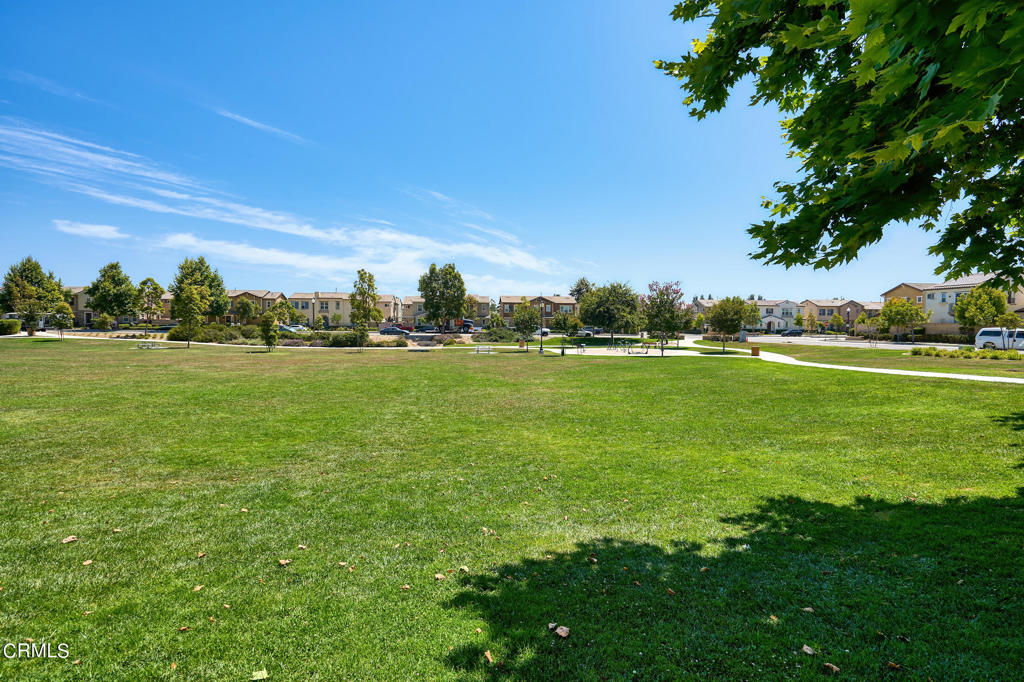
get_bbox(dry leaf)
[348,566,354,572]
[823,662,840,674]
[223,604,230,609]
[555,626,570,638]
[401,585,410,590]
[82,559,93,566]
[83,611,93,615]
[298,545,307,550]
[666,588,676,596]
[208,617,215,622]
[250,670,269,680]
[459,566,469,574]
[113,528,121,533]
[197,552,206,558]
[887,661,901,670]
[179,626,190,632]
[484,650,494,664]
[801,645,815,655]
[61,535,77,544]
[434,573,446,581]
[240,508,248,513]
[475,628,482,633]
[769,615,779,624]
[548,622,557,630]
[193,585,203,592]
[171,662,177,670]
[72,660,80,665]
[24,638,34,643]
[801,607,814,613]
[699,566,709,573]
[278,559,291,566]
[338,562,347,567]
[632,580,641,587]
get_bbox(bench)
[474,345,493,354]
[576,343,586,355]
[136,341,166,349]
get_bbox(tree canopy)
[579,282,639,341]
[0,256,66,313]
[512,299,542,349]
[418,263,466,331]
[657,1,1024,286]
[169,257,229,320]
[953,286,1008,328]
[85,262,137,319]
[706,296,746,351]
[640,281,691,354]
[351,269,384,329]
[568,277,594,303]
[878,298,930,340]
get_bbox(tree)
[233,297,257,326]
[694,312,705,330]
[259,311,278,351]
[551,311,583,352]
[488,300,503,327]
[640,281,688,356]
[418,263,466,332]
[85,262,137,322]
[994,311,1023,349]
[657,3,1024,287]
[853,311,869,331]
[742,302,762,329]
[794,312,804,329]
[706,296,746,352]
[579,282,638,346]
[0,256,65,313]
[512,299,541,351]
[169,257,229,321]
[804,311,818,334]
[50,301,74,340]
[829,312,845,331]
[878,298,930,342]
[953,287,1008,329]
[270,300,301,325]
[311,315,324,331]
[137,278,165,336]
[569,277,594,303]
[93,313,114,331]
[176,284,209,349]
[330,313,344,328]
[351,269,384,328]
[16,298,46,335]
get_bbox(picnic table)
[136,340,167,349]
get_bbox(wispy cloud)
[213,108,307,145]
[0,118,560,288]
[2,70,102,104]
[418,188,495,222]
[54,219,130,240]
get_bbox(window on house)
[818,309,825,316]
[504,304,511,313]
[417,305,423,312]
[292,302,299,309]
[927,293,934,300]
[560,305,572,313]
[301,301,309,310]
[916,296,922,303]
[319,302,328,311]
[1009,293,1016,305]
[765,308,773,315]
[941,293,947,303]
[545,305,551,313]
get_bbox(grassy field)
[696,339,1024,378]
[0,337,1022,680]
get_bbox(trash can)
[751,346,760,357]
[518,340,525,349]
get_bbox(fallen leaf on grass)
[250,670,269,680]
[338,562,347,567]
[82,560,93,566]
[197,552,206,558]
[61,536,77,544]
[434,573,446,581]
[171,662,177,670]
[823,662,840,674]
[193,585,203,592]
[178,626,190,632]
[768,615,779,624]
[475,628,482,633]
[666,588,676,596]
[887,661,901,670]
[555,626,570,638]
[632,580,641,587]
[548,622,557,630]
[240,508,248,513]
[801,607,814,613]
[348,566,354,573]
[459,566,469,574]
[113,528,121,533]
[298,545,307,550]
[223,604,230,609]
[801,645,815,655]
[401,585,410,591]
[278,559,291,566]
[72,659,80,665]
[484,650,494,664]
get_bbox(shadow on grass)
[992,411,1024,431]
[445,492,1024,679]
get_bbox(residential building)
[225,289,286,324]
[499,295,577,327]
[752,299,803,332]
[800,299,864,329]
[288,292,317,326]
[880,283,934,309]
[401,294,490,326]
[465,294,491,326]
[377,294,400,324]
[67,286,94,326]
[921,274,1024,331]
[691,298,716,316]
[316,292,351,327]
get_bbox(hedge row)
[911,346,1022,361]
[0,319,21,335]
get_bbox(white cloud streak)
[54,219,130,240]
[213,108,307,144]
[2,70,102,104]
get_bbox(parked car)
[277,325,292,332]
[781,329,804,337]
[576,329,594,337]
[415,324,438,332]
[534,327,550,337]
[396,324,414,331]
[379,326,410,336]
[286,324,308,332]
[974,327,1024,349]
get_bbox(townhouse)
[225,289,286,324]
[920,274,1024,332]
[499,295,577,327]
[401,294,491,326]
[881,283,933,310]
[752,299,803,332]
[800,299,865,329]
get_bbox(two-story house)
[225,290,286,324]
[800,299,864,329]
[499,295,578,327]
[753,299,803,331]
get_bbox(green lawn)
[696,339,1024,378]
[1,338,1022,680]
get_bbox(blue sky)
[0,0,947,301]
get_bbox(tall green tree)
[640,281,689,356]
[793,312,804,329]
[994,311,1023,348]
[657,2,1024,286]
[49,301,74,340]
[418,263,466,332]
[0,256,66,313]
[351,269,384,328]
[568,277,594,303]
[706,296,746,352]
[233,297,257,325]
[270,300,301,325]
[551,311,584,349]
[175,284,209,349]
[829,312,845,331]
[512,299,541,351]
[804,311,818,333]
[953,287,1008,329]
[878,298,930,342]
[137,278,166,336]
[579,282,638,346]
[169,257,229,321]
[85,262,137,321]
[742,302,762,329]
[259,311,279,351]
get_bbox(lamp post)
[846,306,851,331]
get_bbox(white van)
[974,327,1024,350]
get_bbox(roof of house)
[881,282,936,296]
[859,301,884,310]
[693,299,716,308]
[289,292,316,299]
[377,294,397,303]
[160,292,174,301]
[468,294,490,304]
[499,294,575,305]
[402,295,424,305]
[802,298,854,307]
[67,286,86,294]
[315,291,349,299]
[923,273,994,291]
[226,289,281,299]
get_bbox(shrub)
[167,323,240,343]
[434,333,463,345]
[472,327,517,343]
[94,313,114,330]
[0,319,20,335]
[240,324,259,339]
[279,338,305,347]
[394,337,408,347]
